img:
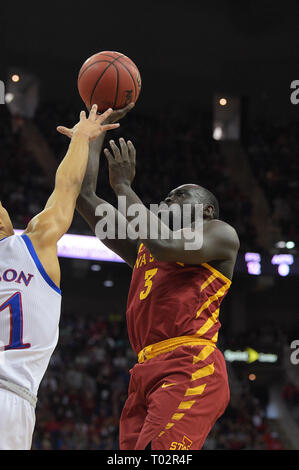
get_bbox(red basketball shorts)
[119,342,230,450]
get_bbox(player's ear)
[203,204,214,219]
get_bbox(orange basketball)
[77,51,141,112]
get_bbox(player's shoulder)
[205,219,240,248]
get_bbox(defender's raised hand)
[57,105,120,141]
[104,138,136,190]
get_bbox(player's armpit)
[143,220,240,265]
[22,201,68,288]
[76,192,138,269]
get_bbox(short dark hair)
[194,186,219,219]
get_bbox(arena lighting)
[224,348,278,364]
[248,374,256,381]
[6,69,39,118]
[271,254,294,277]
[244,252,261,275]
[213,94,240,141]
[90,264,101,272]
[103,279,114,287]
[275,240,295,249]
[5,93,14,103]
[275,241,286,249]
[278,264,289,276]
[286,241,295,249]
[14,230,125,263]
[213,126,223,140]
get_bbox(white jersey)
[0,234,61,396]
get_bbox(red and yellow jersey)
[126,243,232,355]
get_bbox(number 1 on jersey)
[0,292,31,350]
[140,268,158,300]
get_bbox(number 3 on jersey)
[139,268,158,300]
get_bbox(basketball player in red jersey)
[75,115,240,450]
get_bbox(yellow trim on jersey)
[202,262,232,286]
[165,422,175,430]
[193,345,215,363]
[200,272,218,292]
[184,383,207,396]
[178,400,196,410]
[172,413,185,421]
[196,282,229,318]
[138,335,216,364]
[196,308,220,336]
[191,362,215,381]
[212,332,218,343]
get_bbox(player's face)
[163,185,215,220]
[160,185,201,229]
[162,185,199,208]
[0,201,14,236]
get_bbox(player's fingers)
[104,148,115,165]
[88,104,98,120]
[56,126,72,138]
[127,140,136,164]
[109,140,122,162]
[119,137,129,161]
[80,110,86,121]
[97,107,113,123]
[102,123,120,131]
[121,102,135,113]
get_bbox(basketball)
[77,51,142,112]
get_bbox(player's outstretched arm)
[23,106,119,282]
[76,104,139,268]
[75,103,134,230]
[104,139,240,269]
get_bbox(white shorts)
[0,389,36,450]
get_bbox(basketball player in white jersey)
[0,104,120,450]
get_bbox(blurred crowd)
[247,121,299,246]
[0,108,50,228]
[203,383,284,450]
[282,382,299,428]
[222,323,288,353]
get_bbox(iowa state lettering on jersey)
[0,269,34,287]
[134,243,185,269]
[135,243,155,269]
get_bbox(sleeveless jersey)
[126,243,231,355]
[0,234,61,395]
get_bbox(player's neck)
[187,218,212,229]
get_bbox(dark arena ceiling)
[1,0,299,120]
